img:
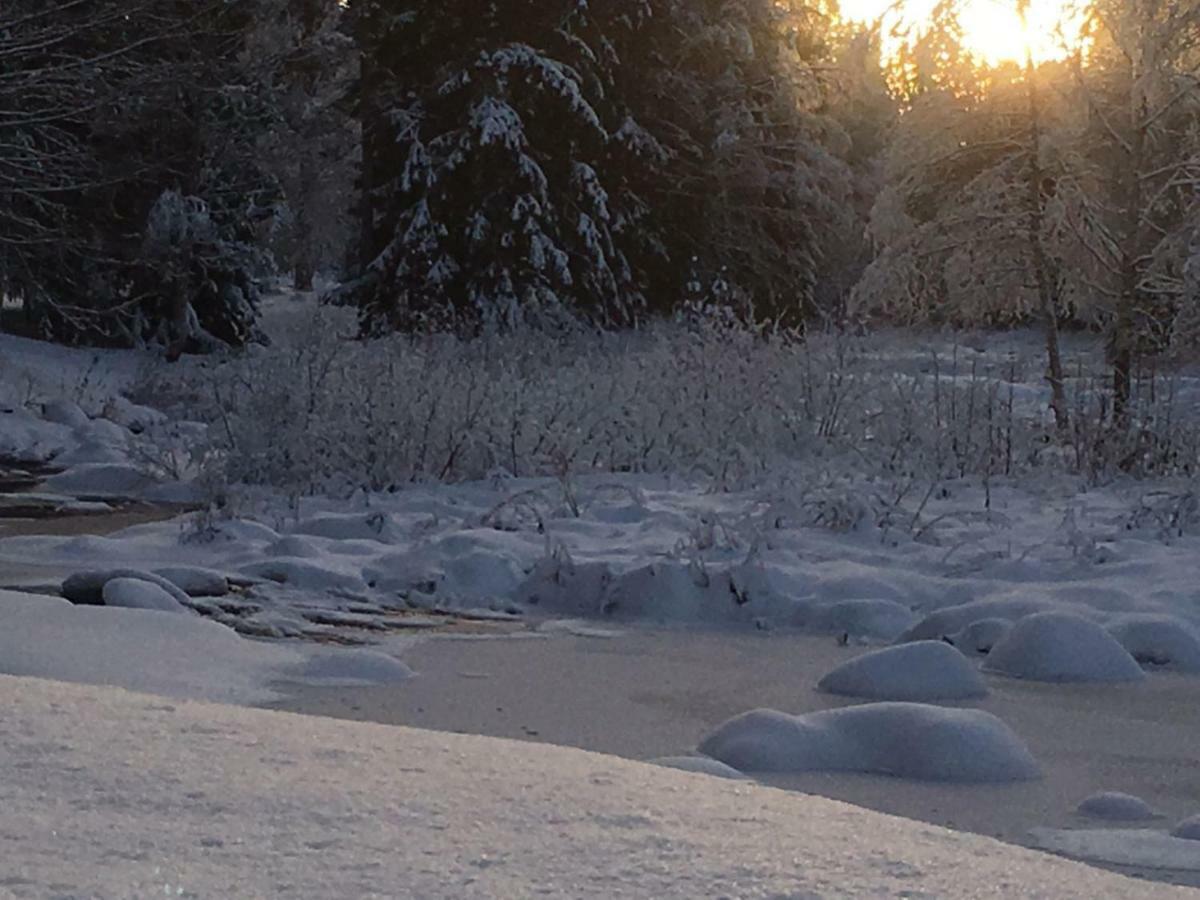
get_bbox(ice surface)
[817,640,988,700]
[698,703,1040,782]
[984,612,1146,683]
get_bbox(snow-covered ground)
[1,674,1193,899]
[5,297,1200,887]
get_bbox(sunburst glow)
[840,0,1078,65]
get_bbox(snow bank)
[0,675,1182,899]
[1077,791,1161,821]
[1106,614,1200,672]
[817,640,988,701]
[1172,816,1200,841]
[698,703,1039,782]
[983,612,1146,683]
[0,589,413,703]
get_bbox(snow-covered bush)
[139,313,1200,500]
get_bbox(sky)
[839,0,1078,65]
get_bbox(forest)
[2,0,1198,428]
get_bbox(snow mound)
[152,566,230,598]
[796,599,917,642]
[1077,791,1161,821]
[1172,816,1200,841]
[947,618,1013,655]
[898,599,1051,643]
[817,640,988,701]
[290,513,401,543]
[62,569,192,606]
[289,648,415,686]
[1106,614,1200,672]
[43,463,155,496]
[650,756,750,780]
[101,578,188,614]
[239,558,366,595]
[698,703,1039,782]
[984,612,1146,683]
[41,400,90,428]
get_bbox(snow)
[1029,827,1200,873]
[697,703,1040,782]
[947,616,1014,654]
[153,565,231,597]
[1106,614,1200,671]
[1077,791,1162,821]
[817,639,989,700]
[983,612,1147,683]
[2,676,1184,900]
[1173,816,1200,840]
[649,755,750,780]
[101,576,189,613]
[0,589,414,704]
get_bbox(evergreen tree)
[0,0,279,350]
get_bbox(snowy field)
[5,294,1200,889]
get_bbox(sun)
[840,0,1077,65]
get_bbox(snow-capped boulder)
[153,567,230,598]
[983,612,1145,683]
[101,578,188,614]
[1106,615,1200,672]
[698,703,1039,783]
[796,599,917,643]
[62,569,192,606]
[1077,791,1160,821]
[1171,815,1200,840]
[238,559,366,595]
[898,599,1050,643]
[650,756,750,780]
[41,400,90,429]
[947,618,1013,655]
[44,464,152,496]
[817,640,988,701]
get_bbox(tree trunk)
[1020,35,1069,435]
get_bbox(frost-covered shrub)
[142,312,1200,497]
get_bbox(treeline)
[2,0,1198,403]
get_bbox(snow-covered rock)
[650,756,750,780]
[898,599,1050,643]
[817,640,988,701]
[1172,815,1200,840]
[983,612,1145,683]
[239,558,366,595]
[1106,614,1200,672]
[41,400,90,429]
[43,463,152,496]
[947,618,1013,655]
[62,569,192,606]
[698,703,1039,783]
[153,566,230,598]
[101,577,188,614]
[1077,791,1160,821]
[796,598,917,642]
